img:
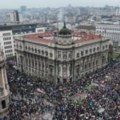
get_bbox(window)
[69,53,72,59]
[28,47,30,50]
[1,100,6,109]
[4,41,11,45]
[97,47,99,51]
[85,50,88,54]
[76,65,79,75]
[76,53,79,58]
[58,51,61,58]
[4,46,12,49]
[58,66,61,74]
[32,48,34,52]
[103,46,105,50]
[19,45,22,49]
[35,49,37,53]
[42,50,44,55]
[81,51,84,56]
[85,64,87,69]
[49,65,53,75]
[45,51,48,56]
[63,52,67,59]
[16,44,18,48]
[96,60,98,65]
[3,33,10,36]
[50,53,53,57]
[38,49,40,54]
[5,50,12,53]
[106,45,108,48]
[89,49,92,53]
[89,63,91,68]
[3,37,11,40]
[6,54,13,57]
[93,48,96,52]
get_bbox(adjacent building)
[0,48,10,119]
[0,23,38,59]
[20,6,27,14]
[96,23,120,47]
[7,10,20,24]
[15,25,110,84]
[75,24,95,33]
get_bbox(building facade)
[0,48,10,119]
[15,26,110,84]
[96,23,120,47]
[0,30,15,59]
[7,10,19,24]
[0,23,38,59]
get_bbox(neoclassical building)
[0,49,10,118]
[15,25,110,84]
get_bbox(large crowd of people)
[4,56,120,120]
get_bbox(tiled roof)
[74,34,102,43]
[22,32,102,44]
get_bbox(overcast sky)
[0,0,119,9]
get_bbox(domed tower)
[0,48,10,119]
[54,22,75,84]
[56,22,73,45]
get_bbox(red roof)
[74,34,102,43]
[22,32,102,44]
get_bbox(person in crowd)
[5,57,120,120]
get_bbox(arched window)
[45,51,48,56]
[32,48,34,52]
[20,45,22,49]
[89,49,92,53]
[106,45,108,48]
[76,53,79,58]
[42,50,44,55]
[50,53,53,57]
[2,100,6,109]
[49,65,53,75]
[25,46,27,50]
[85,50,88,54]
[97,47,99,51]
[103,46,105,50]
[28,47,30,50]
[32,60,34,68]
[93,48,96,52]
[89,63,91,68]
[96,60,98,65]
[38,49,40,54]
[76,65,79,75]
[35,48,37,53]
[81,51,84,56]
[16,44,18,48]
[85,64,87,69]
[102,56,106,63]
[63,52,67,59]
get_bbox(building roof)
[74,34,102,43]
[76,25,95,30]
[21,31,103,44]
[23,32,55,43]
[0,23,37,31]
